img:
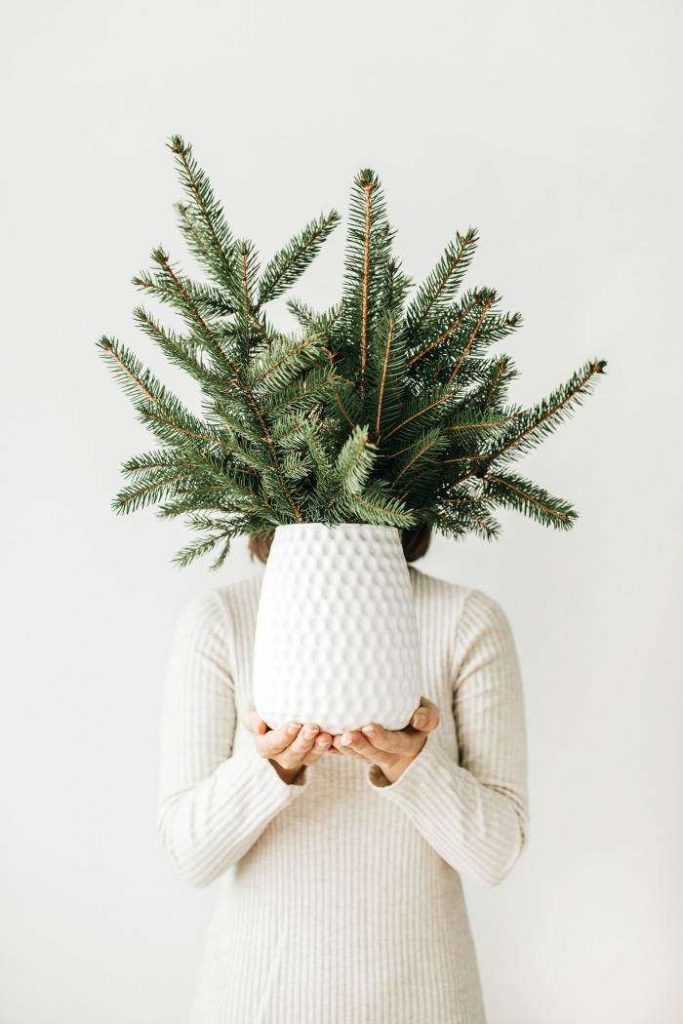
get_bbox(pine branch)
[335,425,375,494]
[359,173,376,394]
[407,291,521,389]
[122,449,182,474]
[339,169,394,390]
[98,336,218,446]
[271,414,318,449]
[406,291,481,369]
[468,509,502,541]
[134,249,230,352]
[132,307,223,391]
[392,428,449,485]
[343,487,416,528]
[113,471,191,514]
[168,135,236,289]
[286,299,343,343]
[484,471,578,530]
[334,388,358,430]
[234,238,265,342]
[446,410,512,434]
[260,367,337,418]
[380,298,497,446]
[443,292,496,387]
[172,531,225,569]
[435,481,502,541]
[487,359,607,464]
[171,511,247,570]
[258,210,341,304]
[381,384,457,443]
[281,452,313,481]
[97,335,158,405]
[137,406,224,448]
[132,261,233,321]
[405,228,478,339]
[480,355,517,409]
[249,332,326,393]
[374,314,396,437]
[140,251,304,521]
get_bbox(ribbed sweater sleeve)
[367,588,529,887]
[157,591,306,888]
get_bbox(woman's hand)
[241,707,334,785]
[331,697,440,784]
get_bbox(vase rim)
[273,522,400,535]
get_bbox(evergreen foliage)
[99,136,607,567]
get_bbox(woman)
[157,525,529,1023]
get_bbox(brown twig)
[374,317,394,438]
[359,178,376,399]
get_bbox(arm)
[157,591,307,888]
[366,588,529,887]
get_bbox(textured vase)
[252,523,422,734]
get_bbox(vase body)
[252,523,422,734]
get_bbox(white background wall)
[1,1,681,1021]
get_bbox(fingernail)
[362,725,376,736]
[341,733,353,746]
[413,714,426,727]
[317,736,330,748]
[303,726,318,739]
[288,722,300,735]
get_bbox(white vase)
[252,523,422,734]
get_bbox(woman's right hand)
[241,707,333,784]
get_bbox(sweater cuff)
[365,730,456,797]
[229,739,309,809]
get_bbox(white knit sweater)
[158,566,529,1024]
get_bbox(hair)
[248,524,432,565]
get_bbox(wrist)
[378,737,429,785]
[378,756,410,785]
[269,760,304,785]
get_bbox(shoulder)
[459,587,514,637]
[212,572,263,627]
[173,572,263,640]
[409,565,468,610]
[410,567,514,641]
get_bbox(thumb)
[241,704,268,735]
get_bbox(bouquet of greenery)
[98,136,606,568]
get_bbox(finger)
[360,723,419,755]
[241,706,269,735]
[332,736,369,761]
[336,746,367,761]
[280,723,320,767]
[334,731,382,762]
[256,721,301,758]
[303,732,333,766]
[410,698,440,733]
[336,733,398,774]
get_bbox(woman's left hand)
[331,697,440,784]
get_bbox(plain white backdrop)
[1,0,681,1021]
